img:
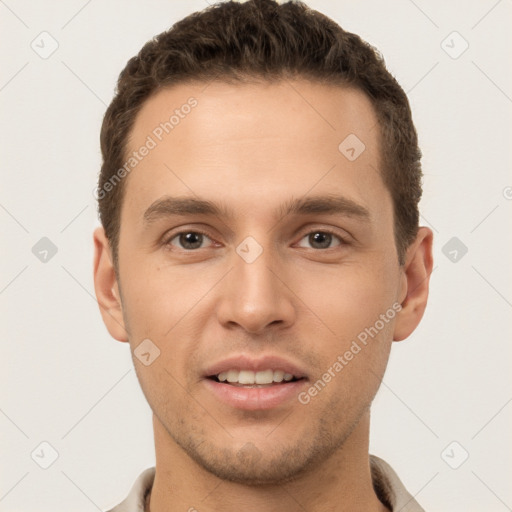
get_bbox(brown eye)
[167,231,210,250]
[297,230,343,250]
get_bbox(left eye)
[296,231,343,250]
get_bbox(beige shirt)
[105,455,424,512]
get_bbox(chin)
[174,425,340,486]
[192,445,313,485]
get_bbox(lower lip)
[203,378,307,411]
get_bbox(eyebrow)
[142,194,371,225]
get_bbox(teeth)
[255,369,273,384]
[226,370,239,383]
[273,370,284,382]
[215,369,298,385]
[239,370,255,384]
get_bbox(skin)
[93,79,433,512]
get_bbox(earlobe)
[393,227,434,342]
[93,227,129,342]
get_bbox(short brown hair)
[98,0,422,268]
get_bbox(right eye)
[164,230,215,251]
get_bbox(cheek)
[133,357,190,429]
[299,319,393,423]
[292,262,399,339]
[291,263,397,403]
[120,264,215,392]
[121,261,213,337]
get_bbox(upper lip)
[204,354,308,379]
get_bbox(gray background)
[1,0,511,510]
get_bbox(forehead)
[121,79,387,225]
[128,79,379,156]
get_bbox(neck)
[147,411,388,512]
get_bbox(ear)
[93,226,129,342]
[393,227,434,342]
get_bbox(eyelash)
[163,228,349,251]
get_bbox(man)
[93,0,433,510]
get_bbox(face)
[94,79,431,485]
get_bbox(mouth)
[202,357,308,410]
[207,369,305,387]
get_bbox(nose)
[215,241,296,334]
